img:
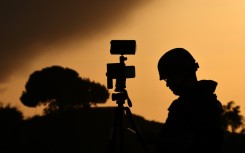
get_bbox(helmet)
[157,48,199,80]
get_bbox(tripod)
[107,90,150,153]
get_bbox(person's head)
[158,48,199,95]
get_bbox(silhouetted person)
[156,48,224,153]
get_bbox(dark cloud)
[0,0,148,83]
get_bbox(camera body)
[107,63,135,79]
[106,40,136,91]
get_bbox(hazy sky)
[1,0,245,122]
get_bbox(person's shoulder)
[168,98,182,111]
[196,80,218,95]
[195,80,223,113]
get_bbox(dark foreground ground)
[0,107,244,153]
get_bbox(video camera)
[106,40,136,92]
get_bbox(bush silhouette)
[222,101,245,133]
[0,104,23,153]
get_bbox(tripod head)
[112,89,132,107]
[106,40,136,107]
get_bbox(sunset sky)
[1,0,245,123]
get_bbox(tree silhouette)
[222,101,245,133]
[20,66,109,113]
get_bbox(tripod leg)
[124,107,150,153]
[117,106,125,153]
[107,108,118,153]
[107,106,125,153]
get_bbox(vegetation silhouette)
[0,104,23,153]
[222,101,245,133]
[20,65,109,114]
